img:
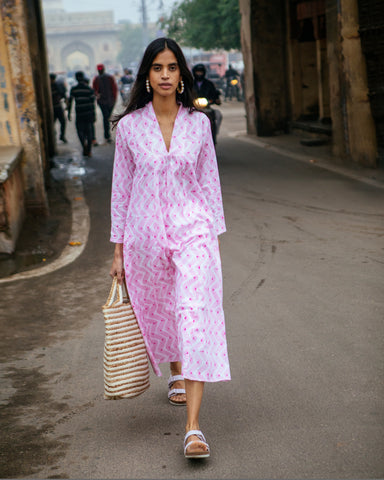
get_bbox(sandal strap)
[168,374,184,388]
[168,388,186,399]
[184,430,209,454]
[184,429,207,444]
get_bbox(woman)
[109,38,230,459]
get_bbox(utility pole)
[140,0,149,51]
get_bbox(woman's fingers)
[116,269,124,284]
[109,267,124,280]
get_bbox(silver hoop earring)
[146,79,151,93]
[177,80,184,94]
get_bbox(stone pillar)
[239,0,257,134]
[24,0,56,161]
[249,0,289,135]
[340,0,377,166]
[286,2,303,122]
[326,0,377,166]
[1,0,49,212]
[326,0,347,160]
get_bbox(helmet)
[192,63,206,78]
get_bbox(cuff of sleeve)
[110,235,124,243]
[214,221,226,236]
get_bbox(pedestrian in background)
[83,76,98,148]
[68,71,95,157]
[92,64,117,144]
[119,68,134,90]
[109,37,230,460]
[119,68,134,104]
[49,73,68,143]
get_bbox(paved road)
[0,103,383,478]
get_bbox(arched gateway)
[42,0,121,75]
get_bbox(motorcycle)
[225,77,241,101]
[194,97,221,144]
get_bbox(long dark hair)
[112,38,195,128]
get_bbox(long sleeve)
[196,115,226,236]
[110,121,135,243]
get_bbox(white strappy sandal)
[184,430,210,459]
[168,374,186,406]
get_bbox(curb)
[0,171,90,285]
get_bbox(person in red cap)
[92,64,117,144]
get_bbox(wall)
[0,16,21,146]
[1,0,49,212]
[0,148,25,254]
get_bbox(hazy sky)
[62,0,177,24]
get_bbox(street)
[0,102,383,478]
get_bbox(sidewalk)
[236,132,384,189]
[219,101,384,189]
[1,101,383,281]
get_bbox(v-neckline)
[150,102,181,153]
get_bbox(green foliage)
[162,0,241,50]
[117,22,157,68]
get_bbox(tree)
[161,0,241,51]
[117,22,157,68]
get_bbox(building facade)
[0,0,54,253]
[240,0,383,168]
[42,0,121,76]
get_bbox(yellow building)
[0,0,53,253]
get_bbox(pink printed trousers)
[125,230,231,382]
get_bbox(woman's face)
[148,49,181,99]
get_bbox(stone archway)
[61,40,95,75]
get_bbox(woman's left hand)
[110,243,125,284]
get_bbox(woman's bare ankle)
[170,361,182,377]
[185,423,200,433]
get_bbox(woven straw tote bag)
[102,276,150,399]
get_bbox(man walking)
[92,64,117,144]
[49,73,68,143]
[68,71,95,157]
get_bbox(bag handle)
[106,276,130,306]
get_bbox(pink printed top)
[110,101,226,248]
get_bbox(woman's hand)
[109,243,125,284]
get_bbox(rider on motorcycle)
[192,63,222,144]
[119,68,134,103]
[224,64,241,101]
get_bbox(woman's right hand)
[109,243,125,284]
